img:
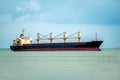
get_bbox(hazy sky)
[0,0,120,48]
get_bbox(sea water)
[0,49,120,80]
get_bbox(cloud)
[14,0,120,24]
[14,0,41,21]
[16,0,41,13]
[15,14,31,22]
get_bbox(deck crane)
[36,32,81,43]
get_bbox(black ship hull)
[10,41,103,51]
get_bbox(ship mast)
[20,29,25,38]
[78,31,81,42]
[49,32,53,43]
[36,33,40,44]
[95,32,98,41]
[63,32,66,43]
[22,29,25,35]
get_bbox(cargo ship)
[10,30,103,51]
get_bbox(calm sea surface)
[0,49,120,80]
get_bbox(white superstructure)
[13,30,32,46]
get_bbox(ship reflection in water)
[10,30,103,51]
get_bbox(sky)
[0,0,120,48]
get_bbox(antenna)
[22,29,25,35]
